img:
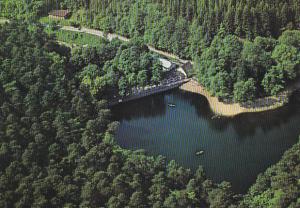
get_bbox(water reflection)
[111,92,167,120]
[181,90,300,138]
[112,89,300,193]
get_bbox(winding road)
[61,26,192,64]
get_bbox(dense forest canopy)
[0,19,299,208]
[0,0,44,20]
[1,0,300,206]
[195,27,300,101]
[74,38,163,97]
[241,140,300,208]
[18,0,297,103]
[0,20,237,208]
[1,0,300,59]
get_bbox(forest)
[1,0,300,59]
[195,27,300,102]
[75,38,163,97]
[0,20,232,208]
[2,0,300,101]
[0,18,299,208]
[45,24,164,98]
[1,0,300,207]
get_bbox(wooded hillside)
[1,0,300,58]
[0,21,239,208]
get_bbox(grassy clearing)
[46,28,107,47]
[39,16,71,26]
[40,15,108,47]
[0,17,9,24]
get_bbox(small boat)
[168,103,176,107]
[211,114,221,119]
[195,150,204,156]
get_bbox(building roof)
[49,10,70,18]
[159,58,172,69]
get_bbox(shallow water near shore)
[111,89,300,193]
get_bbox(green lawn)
[0,17,9,24]
[46,28,107,47]
[40,15,107,47]
[39,16,72,26]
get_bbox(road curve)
[61,26,192,64]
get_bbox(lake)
[111,89,300,193]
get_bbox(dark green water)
[111,90,300,193]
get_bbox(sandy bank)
[179,80,286,117]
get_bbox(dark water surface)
[111,90,300,193]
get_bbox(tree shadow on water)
[185,90,300,139]
[111,91,168,121]
[112,89,300,139]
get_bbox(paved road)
[61,26,192,64]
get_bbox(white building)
[159,58,176,72]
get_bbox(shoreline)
[179,80,288,117]
[109,79,190,106]
[42,21,298,117]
